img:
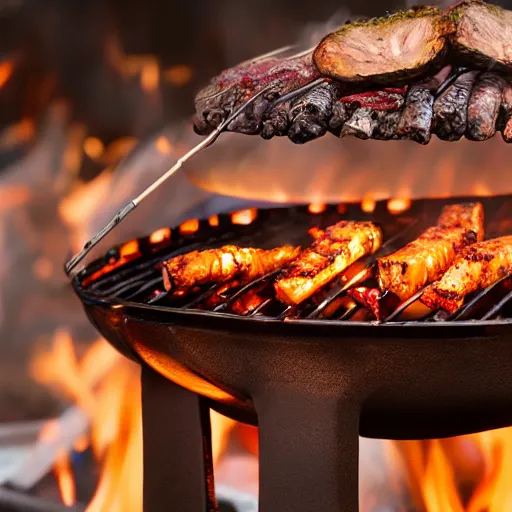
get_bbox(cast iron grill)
[80,195,512,324]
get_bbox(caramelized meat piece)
[162,245,300,294]
[313,7,450,85]
[377,202,484,301]
[397,84,434,144]
[274,221,382,305]
[422,235,512,313]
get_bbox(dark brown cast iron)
[72,196,512,512]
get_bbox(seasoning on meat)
[422,235,512,313]
[376,202,484,302]
[162,245,301,294]
[274,221,382,305]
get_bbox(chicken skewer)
[421,235,512,313]
[162,245,301,296]
[274,221,382,306]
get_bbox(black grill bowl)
[72,199,512,512]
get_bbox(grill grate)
[79,196,512,324]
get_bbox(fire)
[179,218,199,234]
[28,327,243,512]
[0,60,13,89]
[149,227,171,245]
[361,196,376,213]
[387,197,411,215]
[155,136,173,155]
[54,451,76,506]
[231,208,257,225]
[208,214,220,227]
[308,203,327,214]
[140,60,160,93]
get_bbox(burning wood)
[193,1,512,145]
[422,235,512,313]
[162,245,301,295]
[377,202,484,302]
[274,221,382,305]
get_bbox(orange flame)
[163,65,193,87]
[231,208,257,225]
[180,218,199,234]
[208,215,220,227]
[149,227,171,245]
[308,203,326,214]
[387,197,411,215]
[54,451,76,506]
[84,137,105,160]
[0,61,13,89]
[361,196,376,213]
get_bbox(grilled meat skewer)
[162,245,300,295]
[194,2,512,144]
[274,221,382,305]
[422,235,512,313]
[377,202,484,302]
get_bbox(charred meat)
[274,221,382,305]
[376,203,484,301]
[162,245,300,295]
[422,235,512,313]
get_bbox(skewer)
[64,83,276,278]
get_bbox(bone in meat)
[274,221,382,305]
[432,70,478,141]
[422,235,512,313]
[162,245,301,294]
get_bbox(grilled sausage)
[422,235,512,313]
[376,203,484,301]
[274,221,382,305]
[162,245,301,294]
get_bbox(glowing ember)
[149,227,171,245]
[155,136,173,155]
[84,137,105,160]
[0,60,13,89]
[0,119,35,149]
[337,204,347,214]
[164,65,193,86]
[361,197,376,213]
[208,215,220,227]
[387,198,412,215]
[231,208,257,225]
[308,203,327,214]
[179,218,199,234]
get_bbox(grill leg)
[254,390,360,512]
[141,366,217,512]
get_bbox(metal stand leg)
[141,366,217,512]
[255,390,360,512]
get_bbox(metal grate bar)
[447,274,512,321]
[381,287,429,323]
[482,288,512,320]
